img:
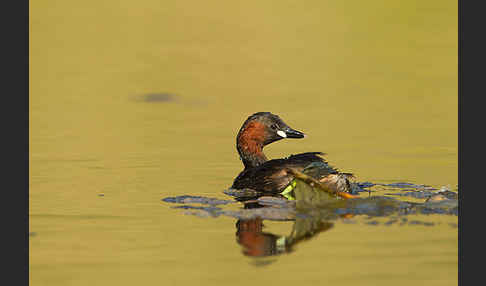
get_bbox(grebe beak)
[278,127,305,139]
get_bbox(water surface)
[30,1,457,285]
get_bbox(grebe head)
[236,112,305,169]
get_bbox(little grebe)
[232,112,353,194]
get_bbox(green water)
[30,1,457,285]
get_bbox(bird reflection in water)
[235,200,337,258]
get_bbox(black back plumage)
[232,152,341,193]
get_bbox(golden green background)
[30,1,457,285]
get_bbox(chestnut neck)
[236,121,268,169]
[237,143,268,169]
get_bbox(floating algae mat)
[163,180,457,221]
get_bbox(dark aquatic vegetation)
[384,188,458,201]
[385,190,433,199]
[357,182,376,189]
[378,182,435,189]
[162,195,235,206]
